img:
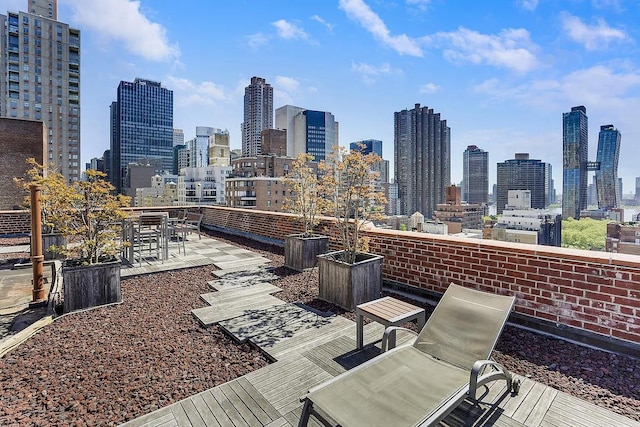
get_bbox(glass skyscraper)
[595,124,621,209]
[110,78,173,195]
[462,145,488,204]
[394,104,450,217]
[562,106,588,219]
[350,139,382,157]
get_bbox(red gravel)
[0,232,638,425]
[0,265,268,425]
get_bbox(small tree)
[14,158,77,233]
[283,153,322,236]
[319,145,387,264]
[16,160,131,264]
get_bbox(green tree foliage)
[561,218,608,251]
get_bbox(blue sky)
[6,0,640,195]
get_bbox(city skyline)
[4,0,640,192]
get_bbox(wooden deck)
[122,265,640,427]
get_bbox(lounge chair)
[298,283,519,427]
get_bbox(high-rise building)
[636,177,640,202]
[275,104,304,156]
[350,139,382,157]
[275,105,338,161]
[350,139,388,185]
[208,128,230,166]
[29,0,57,20]
[496,153,549,215]
[462,145,488,204]
[1,1,80,182]
[242,76,273,156]
[595,124,621,209]
[261,129,287,157]
[173,128,184,147]
[394,103,450,217]
[562,106,588,219]
[617,178,623,204]
[110,78,173,195]
[186,126,220,168]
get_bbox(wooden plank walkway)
[123,260,640,427]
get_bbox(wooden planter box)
[317,251,383,311]
[41,233,66,260]
[284,234,329,272]
[62,260,122,313]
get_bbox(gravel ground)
[0,231,638,425]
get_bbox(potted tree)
[283,153,329,271]
[14,159,72,260]
[19,162,131,313]
[316,145,387,310]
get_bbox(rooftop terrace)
[0,207,639,425]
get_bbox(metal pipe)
[30,184,45,302]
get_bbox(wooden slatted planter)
[284,234,329,272]
[317,251,383,311]
[62,260,122,313]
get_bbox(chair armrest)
[382,326,418,352]
[469,359,513,400]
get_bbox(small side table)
[356,296,426,349]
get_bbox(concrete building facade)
[208,129,230,166]
[1,2,80,182]
[462,145,488,204]
[496,153,549,215]
[275,105,338,162]
[242,76,273,157]
[394,103,450,218]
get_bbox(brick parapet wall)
[363,228,640,344]
[198,207,640,347]
[0,210,32,235]
[1,206,638,347]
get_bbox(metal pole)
[30,184,45,303]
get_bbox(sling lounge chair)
[298,283,518,427]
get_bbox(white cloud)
[247,33,269,48]
[311,15,334,32]
[351,61,400,84]
[275,76,300,93]
[518,0,539,11]
[592,0,624,12]
[561,13,629,50]
[433,27,538,73]
[165,76,227,107]
[272,19,309,40]
[474,65,640,109]
[406,0,431,11]
[419,83,440,94]
[63,0,179,62]
[339,0,423,57]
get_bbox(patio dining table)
[121,212,170,265]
